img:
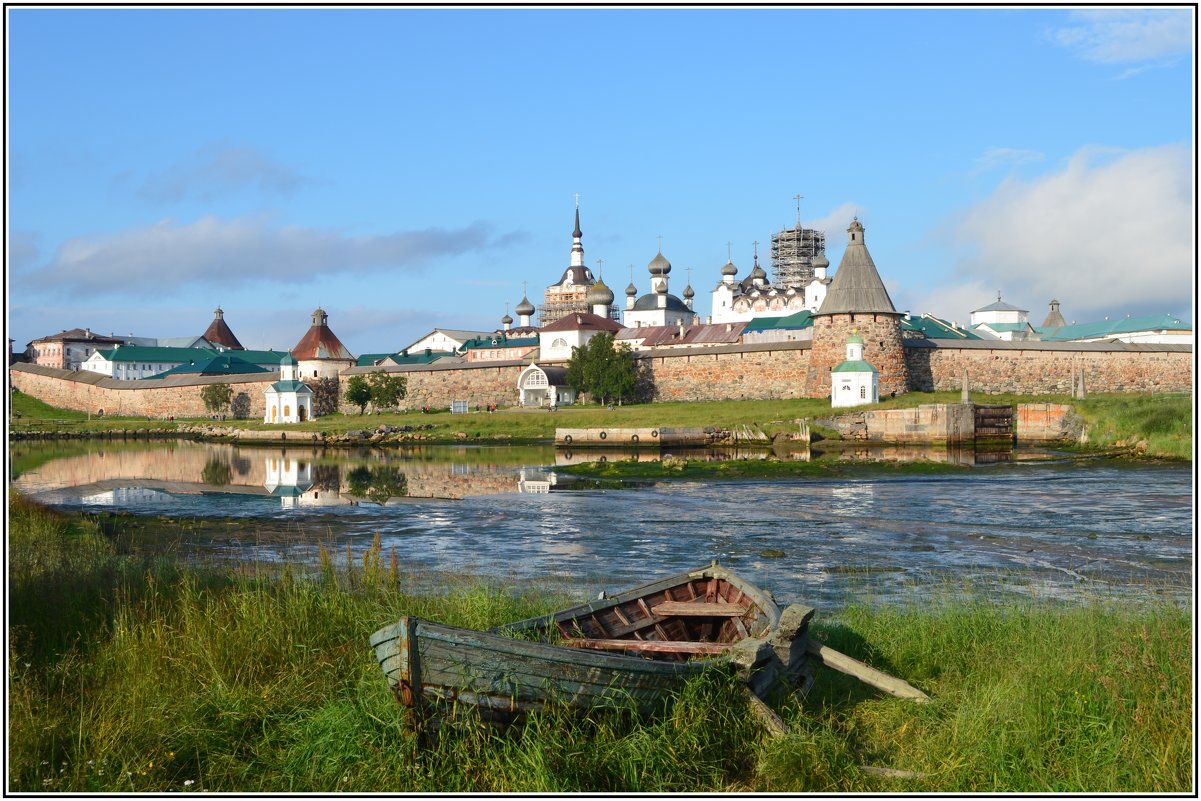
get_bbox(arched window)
[860,386,867,399]
[551,338,568,349]
[284,404,291,418]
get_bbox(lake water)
[9,439,1193,609]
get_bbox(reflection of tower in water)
[517,468,558,494]
[263,455,313,509]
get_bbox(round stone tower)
[805,219,908,398]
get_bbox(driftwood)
[805,639,930,702]
[745,690,789,738]
[859,765,930,780]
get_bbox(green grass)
[1070,393,1194,460]
[7,495,1192,793]
[12,389,1191,459]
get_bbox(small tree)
[200,383,233,416]
[230,392,251,419]
[312,377,340,417]
[565,333,637,405]
[368,371,408,410]
[345,375,372,414]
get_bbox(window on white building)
[860,386,866,399]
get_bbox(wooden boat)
[369,561,818,728]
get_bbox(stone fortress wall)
[10,336,1192,420]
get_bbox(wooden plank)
[651,600,745,617]
[562,638,735,655]
[805,639,930,702]
[746,690,788,739]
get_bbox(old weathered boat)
[369,561,817,728]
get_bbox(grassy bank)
[10,388,1194,459]
[8,496,1192,793]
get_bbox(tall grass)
[7,495,1193,793]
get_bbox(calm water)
[10,439,1194,609]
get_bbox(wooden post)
[805,639,930,702]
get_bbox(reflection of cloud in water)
[828,483,875,513]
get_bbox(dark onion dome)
[721,259,738,276]
[812,253,830,271]
[586,278,615,306]
[648,250,672,276]
[501,313,513,325]
[683,283,695,299]
[626,281,638,297]
[632,293,692,313]
[515,295,535,316]
[750,262,767,280]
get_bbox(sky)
[6,6,1195,355]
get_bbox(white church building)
[263,353,314,423]
[831,333,879,408]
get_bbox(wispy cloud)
[1049,9,1192,65]
[7,229,40,270]
[805,202,867,240]
[971,147,1045,176]
[24,215,529,297]
[912,143,1193,324]
[137,143,309,203]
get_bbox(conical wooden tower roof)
[814,219,898,316]
[202,307,244,350]
[291,307,354,360]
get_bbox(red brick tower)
[804,219,909,399]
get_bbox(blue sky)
[7,6,1194,354]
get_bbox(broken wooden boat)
[369,561,818,727]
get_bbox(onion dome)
[812,253,830,271]
[683,283,695,299]
[515,295,535,316]
[626,280,638,297]
[750,262,767,281]
[721,259,738,276]
[648,250,672,276]
[501,313,513,325]
[587,278,614,306]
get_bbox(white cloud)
[25,215,528,297]
[805,202,867,242]
[917,143,1194,324]
[1050,9,1192,64]
[138,143,308,202]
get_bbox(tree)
[367,371,408,410]
[345,375,372,414]
[200,383,233,415]
[312,377,340,417]
[565,333,638,405]
[230,392,251,419]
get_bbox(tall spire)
[570,196,585,268]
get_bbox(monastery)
[11,201,1193,420]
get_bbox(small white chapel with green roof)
[264,353,314,423]
[831,332,878,408]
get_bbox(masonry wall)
[816,403,976,443]
[10,365,273,418]
[338,362,524,413]
[905,342,1193,394]
[634,344,811,401]
[807,313,908,399]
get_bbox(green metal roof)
[973,322,1032,333]
[384,351,445,366]
[902,315,982,340]
[268,380,312,393]
[832,359,878,373]
[228,349,290,366]
[741,310,814,332]
[356,353,395,367]
[95,346,215,363]
[147,354,271,378]
[1036,314,1191,342]
[459,336,539,351]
